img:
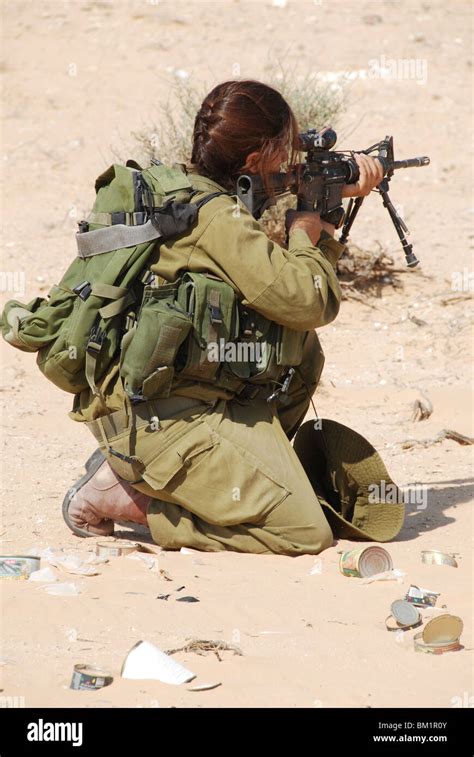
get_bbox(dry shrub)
[336,242,403,297]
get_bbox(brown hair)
[190,80,299,194]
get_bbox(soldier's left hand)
[342,154,384,198]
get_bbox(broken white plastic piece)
[360,568,406,584]
[28,567,57,583]
[43,582,81,596]
[121,640,195,685]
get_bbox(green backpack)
[1,160,227,399]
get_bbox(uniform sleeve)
[190,200,346,331]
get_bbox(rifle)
[235,129,430,267]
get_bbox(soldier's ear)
[240,150,261,174]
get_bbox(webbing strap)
[85,348,101,398]
[88,211,147,227]
[76,191,230,258]
[207,289,221,345]
[144,325,181,375]
[76,221,163,258]
[98,295,131,319]
[91,283,128,300]
[193,190,231,210]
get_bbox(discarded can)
[414,614,463,655]
[385,600,422,631]
[405,584,439,607]
[70,664,113,691]
[339,547,393,578]
[0,556,40,579]
[421,550,458,568]
[95,541,140,558]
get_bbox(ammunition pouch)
[119,271,307,402]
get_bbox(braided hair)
[190,80,299,195]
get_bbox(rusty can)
[0,556,40,579]
[339,546,393,578]
[70,664,114,691]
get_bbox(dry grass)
[132,57,346,166]
[336,242,405,297]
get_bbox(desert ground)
[0,0,472,709]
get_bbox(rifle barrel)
[391,156,430,169]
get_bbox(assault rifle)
[235,129,430,267]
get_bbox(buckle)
[140,269,155,286]
[266,367,296,403]
[111,211,126,225]
[208,304,223,325]
[73,281,92,300]
[238,384,261,400]
[87,326,106,355]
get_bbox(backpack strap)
[192,190,232,209]
[76,192,231,259]
[76,220,163,259]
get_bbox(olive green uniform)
[71,173,404,554]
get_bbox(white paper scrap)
[121,640,195,685]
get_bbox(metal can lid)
[74,664,111,675]
[421,550,458,567]
[391,600,420,627]
[359,547,393,577]
[0,555,41,558]
[422,614,463,645]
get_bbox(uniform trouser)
[122,330,334,556]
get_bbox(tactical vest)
[119,268,307,403]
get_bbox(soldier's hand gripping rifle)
[235,129,430,267]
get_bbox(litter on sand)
[413,614,463,655]
[43,582,81,596]
[360,568,405,584]
[126,553,160,571]
[38,548,105,575]
[70,664,114,690]
[28,567,57,583]
[165,639,243,658]
[96,540,142,558]
[121,640,195,685]
[385,600,422,632]
[339,547,393,578]
[405,584,440,607]
[187,683,222,692]
[421,550,458,567]
[0,555,40,579]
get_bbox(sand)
[0,0,472,709]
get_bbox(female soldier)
[63,80,404,555]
